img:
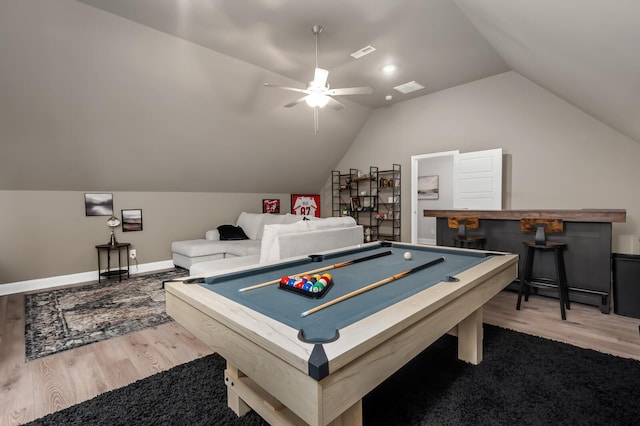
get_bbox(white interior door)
[453,149,503,210]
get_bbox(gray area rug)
[24,268,188,361]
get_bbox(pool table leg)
[327,399,363,426]
[225,364,251,416]
[457,307,483,365]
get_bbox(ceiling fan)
[264,25,373,134]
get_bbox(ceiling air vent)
[393,80,425,94]
[350,45,376,59]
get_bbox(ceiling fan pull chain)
[314,106,319,135]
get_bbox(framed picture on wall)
[417,175,439,200]
[121,209,143,232]
[262,199,280,213]
[291,194,320,217]
[84,193,114,216]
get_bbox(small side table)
[96,243,130,283]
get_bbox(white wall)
[330,71,640,253]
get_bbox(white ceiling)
[77,0,640,143]
[2,1,639,193]
[77,0,510,109]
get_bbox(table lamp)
[106,215,121,246]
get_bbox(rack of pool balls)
[278,273,333,298]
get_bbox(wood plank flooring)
[1,289,638,426]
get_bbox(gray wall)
[0,191,291,284]
[329,71,640,254]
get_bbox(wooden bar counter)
[423,209,627,313]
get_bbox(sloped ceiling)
[455,0,640,145]
[1,0,638,193]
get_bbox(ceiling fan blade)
[326,96,345,110]
[284,96,308,108]
[312,68,329,88]
[327,86,373,96]
[264,83,309,95]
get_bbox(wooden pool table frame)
[166,243,518,426]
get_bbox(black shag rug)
[25,324,640,425]
[24,268,188,361]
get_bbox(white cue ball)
[403,251,413,260]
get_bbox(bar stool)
[516,218,571,320]
[447,217,486,249]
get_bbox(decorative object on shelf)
[121,209,143,232]
[85,193,114,216]
[379,177,394,188]
[418,175,439,200]
[106,215,121,245]
[262,199,281,213]
[351,197,361,211]
[291,194,320,217]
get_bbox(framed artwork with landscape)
[84,193,114,216]
[418,175,439,200]
[121,209,143,232]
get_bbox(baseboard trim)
[0,260,175,296]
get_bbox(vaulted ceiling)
[2,0,638,192]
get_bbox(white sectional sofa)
[171,212,364,277]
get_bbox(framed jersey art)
[291,194,320,217]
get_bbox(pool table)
[165,241,518,426]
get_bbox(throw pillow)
[236,212,264,240]
[256,214,286,240]
[217,225,249,240]
[259,220,310,263]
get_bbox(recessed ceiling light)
[393,80,425,94]
[385,95,393,101]
[350,45,376,59]
[382,64,396,74]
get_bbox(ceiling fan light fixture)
[305,93,329,108]
[382,64,397,74]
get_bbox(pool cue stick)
[301,256,446,317]
[238,250,393,292]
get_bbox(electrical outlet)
[130,249,137,260]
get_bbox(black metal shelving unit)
[331,164,400,242]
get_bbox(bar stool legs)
[516,244,570,320]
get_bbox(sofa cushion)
[307,216,357,231]
[256,214,286,240]
[172,238,260,257]
[282,213,305,224]
[217,225,249,240]
[171,239,230,257]
[223,240,262,257]
[190,255,261,277]
[259,220,310,263]
[236,212,264,240]
[276,226,364,261]
[205,229,220,240]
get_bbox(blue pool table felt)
[199,242,492,343]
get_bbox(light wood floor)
[1,289,638,426]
